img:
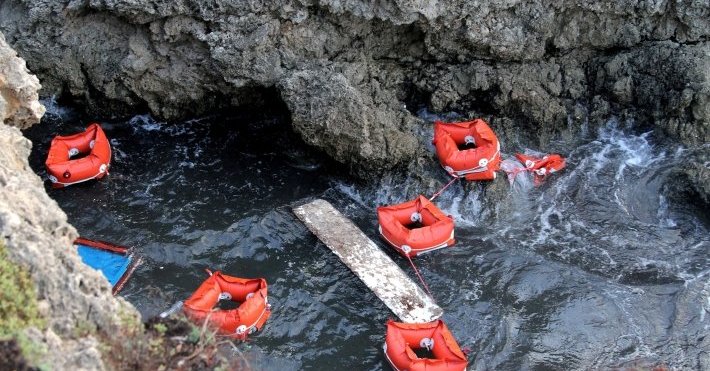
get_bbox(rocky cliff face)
[0,33,139,370]
[0,0,707,187]
[0,33,45,129]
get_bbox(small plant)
[0,241,45,337]
[0,240,48,369]
[153,322,167,336]
[98,313,249,370]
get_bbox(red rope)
[405,254,434,298]
[429,176,460,202]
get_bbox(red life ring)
[384,319,468,371]
[183,271,271,339]
[433,119,501,181]
[377,195,455,257]
[45,123,111,188]
[514,153,566,184]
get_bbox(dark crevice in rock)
[0,339,36,371]
[462,89,500,117]
[401,79,431,115]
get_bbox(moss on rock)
[0,241,45,337]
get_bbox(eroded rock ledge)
[0,0,707,184]
[0,32,139,370]
[0,33,45,129]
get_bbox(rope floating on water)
[405,254,434,299]
[429,176,460,202]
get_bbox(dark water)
[25,102,709,370]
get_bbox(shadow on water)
[24,103,710,370]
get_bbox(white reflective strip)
[414,230,455,256]
[52,170,105,186]
[453,166,488,176]
[382,344,403,371]
[378,227,405,251]
[415,243,449,256]
[448,149,500,176]
[379,226,453,255]
[242,297,270,333]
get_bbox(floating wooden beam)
[293,199,443,323]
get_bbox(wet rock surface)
[279,64,420,174]
[0,2,708,368]
[0,0,707,181]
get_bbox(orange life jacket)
[377,195,455,257]
[45,123,111,188]
[514,153,566,185]
[384,319,468,371]
[183,271,271,339]
[433,119,501,181]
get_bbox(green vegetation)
[0,241,45,337]
[99,314,250,370]
[0,241,248,369]
[0,240,48,368]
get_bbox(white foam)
[40,95,72,120]
[129,114,163,132]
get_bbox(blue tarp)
[76,244,131,286]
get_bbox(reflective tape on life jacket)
[378,224,454,256]
[444,148,500,177]
[48,163,109,187]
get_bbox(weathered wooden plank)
[293,199,443,323]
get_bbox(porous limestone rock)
[0,35,140,370]
[0,32,44,129]
[0,122,141,370]
[279,65,419,175]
